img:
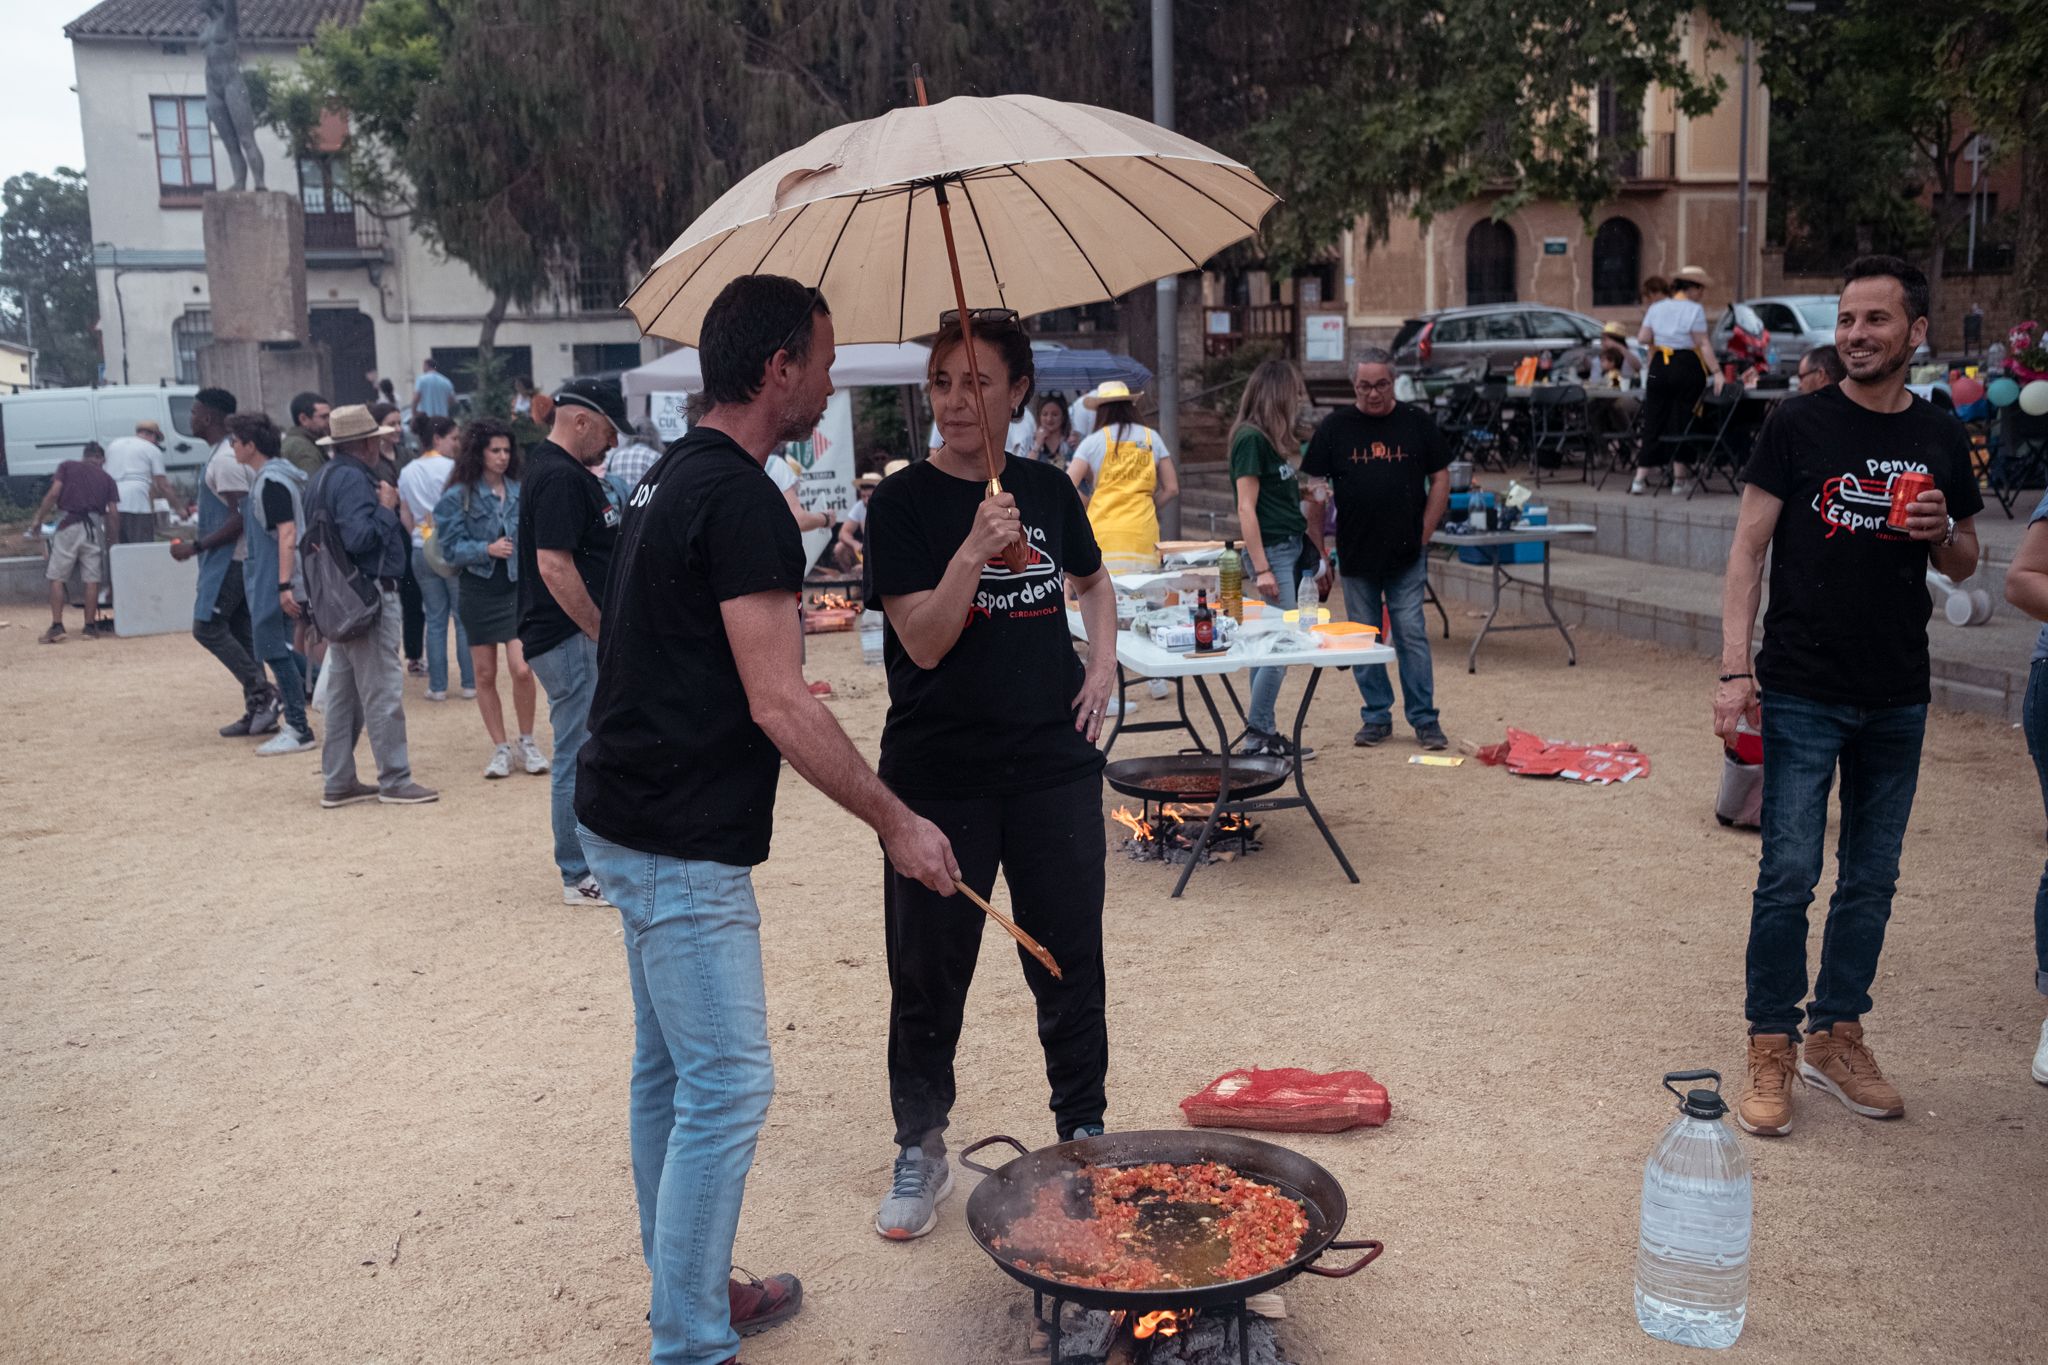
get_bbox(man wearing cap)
[170,388,281,738]
[307,404,439,807]
[519,379,630,906]
[105,420,180,548]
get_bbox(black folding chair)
[1459,381,1511,471]
[1435,382,1480,452]
[1657,388,1744,497]
[1991,408,2048,517]
[1526,385,1593,487]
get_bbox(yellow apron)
[1088,424,1160,573]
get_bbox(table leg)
[1541,544,1577,665]
[1287,668,1359,883]
[1467,556,1506,674]
[1171,677,1238,899]
[1175,676,1211,754]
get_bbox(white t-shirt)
[1644,297,1708,350]
[766,453,799,493]
[397,453,456,548]
[1069,401,1097,441]
[104,435,166,514]
[1071,423,1171,475]
[205,442,252,560]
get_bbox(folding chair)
[1526,385,1593,487]
[1435,382,1480,452]
[1991,408,2048,517]
[1656,388,1744,497]
[1459,381,1511,471]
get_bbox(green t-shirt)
[1227,426,1307,548]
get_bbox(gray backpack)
[301,463,383,643]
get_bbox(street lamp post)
[1152,0,1181,538]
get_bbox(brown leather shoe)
[1800,1021,1904,1119]
[730,1270,802,1338]
[1736,1032,1798,1136]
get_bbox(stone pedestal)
[198,339,332,426]
[202,191,308,344]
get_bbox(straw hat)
[1601,321,1632,340]
[882,458,909,477]
[1081,380,1145,411]
[317,403,399,447]
[1672,266,1713,290]
[857,471,884,488]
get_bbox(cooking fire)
[1030,1303,1294,1365]
[1110,804,1262,865]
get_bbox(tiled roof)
[65,1,364,41]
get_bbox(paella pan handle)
[1301,1238,1384,1278]
[958,1134,1031,1176]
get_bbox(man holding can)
[1714,256,1982,1138]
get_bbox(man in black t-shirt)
[517,379,627,907]
[1714,257,1982,1139]
[572,275,957,1363]
[1302,349,1452,749]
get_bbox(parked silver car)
[1710,296,1839,374]
[1391,304,1613,374]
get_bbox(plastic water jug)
[1635,1069,1751,1349]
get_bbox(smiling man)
[1714,256,1983,1138]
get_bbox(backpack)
[301,462,384,643]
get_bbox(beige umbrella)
[623,93,1278,347]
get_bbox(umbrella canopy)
[622,341,932,397]
[1029,341,1153,393]
[624,94,1277,346]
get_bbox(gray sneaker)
[379,781,440,805]
[1353,722,1393,747]
[320,780,379,808]
[875,1144,953,1241]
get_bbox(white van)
[0,385,208,479]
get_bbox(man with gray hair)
[1301,348,1451,749]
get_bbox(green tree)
[0,169,99,387]
[1947,0,2048,317]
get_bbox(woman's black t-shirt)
[1740,385,1983,708]
[863,455,1106,800]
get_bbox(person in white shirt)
[766,448,831,533]
[104,422,180,546]
[397,415,474,700]
[1633,266,1725,495]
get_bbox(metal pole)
[1152,0,1181,539]
[1734,35,1752,303]
[1967,137,1982,272]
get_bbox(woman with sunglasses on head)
[434,419,546,779]
[862,309,1120,1244]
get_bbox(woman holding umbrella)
[1067,380,1180,574]
[863,310,1120,1241]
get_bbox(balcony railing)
[1616,131,1676,183]
[304,205,389,258]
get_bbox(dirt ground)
[4,609,2045,1365]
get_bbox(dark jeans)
[2022,661,2048,996]
[883,772,1108,1149]
[264,649,310,736]
[1745,691,1927,1037]
[192,566,269,710]
[400,556,425,662]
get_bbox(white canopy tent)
[622,341,933,397]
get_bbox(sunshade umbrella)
[1029,342,1154,394]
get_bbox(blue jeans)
[2023,662,2048,996]
[1745,691,1927,1037]
[262,649,309,736]
[578,826,775,1365]
[1340,555,1438,730]
[411,547,474,693]
[1246,535,1304,735]
[527,632,596,884]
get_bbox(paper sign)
[650,391,691,442]
[1303,313,1346,363]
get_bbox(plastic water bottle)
[1636,1070,1751,1349]
[858,609,885,667]
[1296,570,1319,635]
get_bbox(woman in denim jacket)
[434,419,547,780]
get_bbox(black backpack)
[301,462,383,643]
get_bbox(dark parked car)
[1391,304,1617,375]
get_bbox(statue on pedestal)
[200,0,266,191]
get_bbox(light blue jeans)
[411,547,474,694]
[1246,534,1304,735]
[527,632,596,884]
[579,825,775,1365]
[1341,555,1439,730]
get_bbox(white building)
[65,0,647,409]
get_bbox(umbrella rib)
[954,176,1008,311]
[1006,165,1113,302]
[748,198,813,276]
[1141,158,1267,236]
[1068,160,1202,270]
[807,191,866,315]
[898,182,915,343]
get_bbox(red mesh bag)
[1179,1067,1391,1133]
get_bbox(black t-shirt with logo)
[576,428,806,866]
[517,439,619,660]
[862,455,1106,800]
[1300,402,1452,579]
[1740,385,1983,708]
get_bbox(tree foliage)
[0,169,99,387]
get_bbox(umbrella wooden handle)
[953,880,1063,980]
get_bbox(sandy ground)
[4,607,2046,1365]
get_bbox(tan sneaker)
[1736,1033,1798,1136]
[1800,1022,1904,1119]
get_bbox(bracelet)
[1718,672,1753,683]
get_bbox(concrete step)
[1428,545,2035,722]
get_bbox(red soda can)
[1887,470,1934,528]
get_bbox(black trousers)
[884,771,1109,1149]
[1637,348,1708,467]
[192,566,268,709]
[399,555,425,661]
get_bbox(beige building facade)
[66,0,645,409]
[0,340,35,393]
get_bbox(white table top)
[1070,609,1395,676]
[1432,522,1596,547]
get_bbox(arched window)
[1592,217,1642,307]
[1465,220,1517,305]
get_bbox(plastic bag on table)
[1180,1067,1391,1133]
[1237,629,1319,658]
